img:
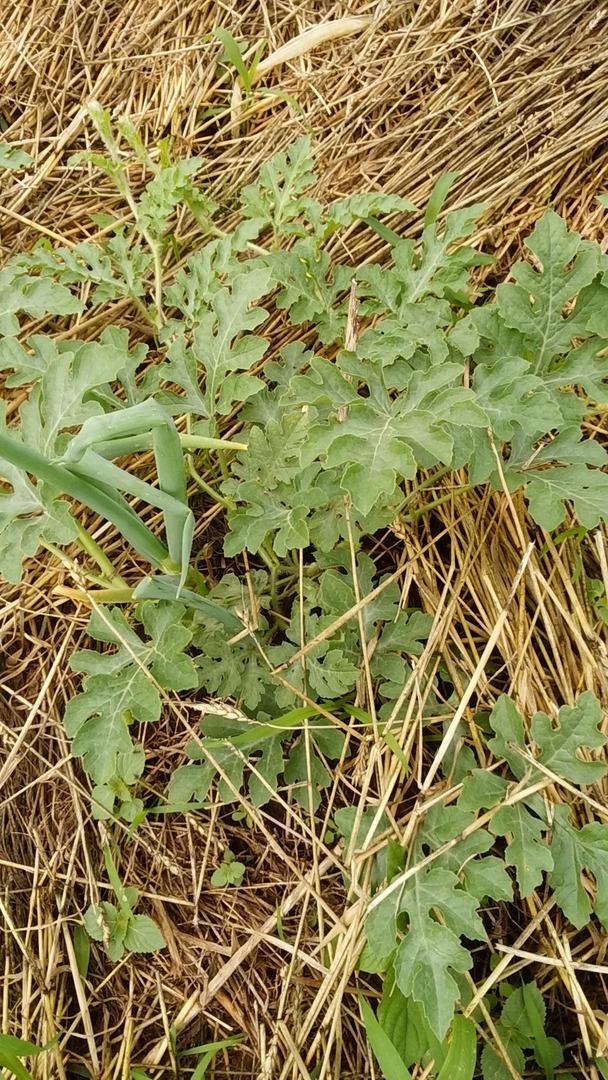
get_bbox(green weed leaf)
[487,696,529,780]
[489,692,607,788]
[0,143,33,169]
[161,265,271,422]
[239,135,317,237]
[272,242,353,343]
[123,914,167,953]
[0,422,77,583]
[482,982,564,1080]
[66,603,196,808]
[0,265,83,336]
[326,193,415,231]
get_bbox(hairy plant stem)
[180,434,248,452]
[41,524,130,589]
[131,293,158,332]
[79,586,136,603]
[400,484,473,524]
[92,120,164,329]
[259,541,280,572]
[41,541,110,588]
[216,448,231,481]
[269,564,280,613]
[75,523,130,587]
[186,456,234,510]
[400,465,454,509]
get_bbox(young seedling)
[83,845,165,960]
[210,849,246,887]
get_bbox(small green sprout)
[211,849,246,887]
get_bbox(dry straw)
[1,0,608,1077]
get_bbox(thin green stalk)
[186,456,234,510]
[70,586,136,604]
[150,243,164,327]
[42,542,110,588]
[216,449,230,481]
[199,215,268,256]
[259,540,280,572]
[75,523,129,587]
[399,466,454,510]
[130,293,158,332]
[399,485,473,524]
[269,564,279,614]
[88,106,164,329]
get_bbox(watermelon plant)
[2,108,608,1073]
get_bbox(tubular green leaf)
[63,400,172,463]
[68,448,193,576]
[132,575,244,633]
[94,433,155,459]
[152,418,187,504]
[68,450,184,517]
[0,433,169,567]
[152,414,191,577]
[179,434,248,452]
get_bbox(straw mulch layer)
[1,1,608,1078]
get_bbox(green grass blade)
[191,1052,214,1080]
[212,705,338,749]
[256,87,305,117]
[247,41,267,83]
[382,730,410,776]
[0,1051,34,1080]
[0,1035,45,1057]
[72,923,91,980]
[0,1035,56,1080]
[185,1040,242,1080]
[359,995,413,1080]
[212,27,251,90]
[423,172,459,227]
[362,217,403,246]
[177,1035,243,1058]
[436,1016,476,1080]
